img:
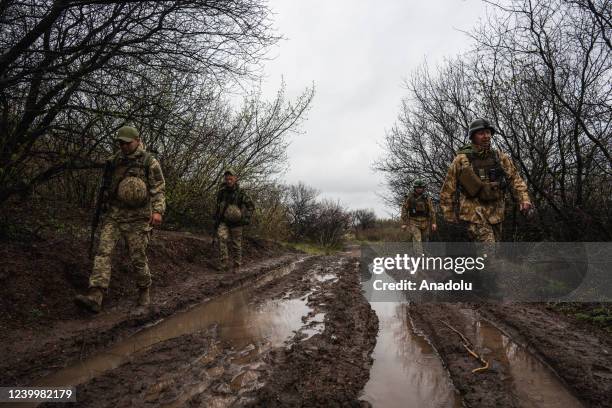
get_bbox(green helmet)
[116,126,140,142]
[224,168,237,176]
[224,204,242,223]
[117,176,148,207]
[468,118,496,139]
[414,179,426,188]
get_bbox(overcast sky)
[258,0,487,218]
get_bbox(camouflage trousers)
[467,222,502,243]
[217,223,243,271]
[407,223,430,255]
[89,217,152,289]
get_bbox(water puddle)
[460,309,584,408]
[32,261,311,391]
[362,302,462,407]
[361,268,461,408]
[314,273,338,283]
[300,312,325,341]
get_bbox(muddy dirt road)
[2,236,611,407]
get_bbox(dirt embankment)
[1,229,298,386]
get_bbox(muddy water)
[460,309,584,408]
[361,269,461,408]
[33,260,311,390]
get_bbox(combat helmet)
[414,179,426,188]
[117,176,148,207]
[224,204,243,223]
[468,118,496,139]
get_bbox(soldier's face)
[472,129,492,147]
[415,187,425,195]
[225,174,237,187]
[118,139,140,155]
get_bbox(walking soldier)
[213,168,254,273]
[401,179,437,254]
[75,126,165,313]
[440,118,532,243]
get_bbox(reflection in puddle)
[362,303,461,408]
[315,273,338,283]
[461,309,584,408]
[362,268,461,408]
[33,262,310,390]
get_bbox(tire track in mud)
[409,303,588,408]
[245,256,379,407]
[478,303,612,408]
[368,245,603,408]
[32,255,377,407]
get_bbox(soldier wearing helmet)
[401,179,437,254]
[213,168,255,273]
[75,125,166,313]
[439,118,532,243]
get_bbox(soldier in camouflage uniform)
[440,119,532,243]
[213,168,254,273]
[75,126,166,313]
[401,179,437,254]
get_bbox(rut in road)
[33,254,377,407]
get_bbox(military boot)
[75,288,103,313]
[137,287,150,307]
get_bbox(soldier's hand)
[150,212,163,226]
[401,224,407,230]
[431,223,437,232]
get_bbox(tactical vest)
[108,151,153,205]
[407,194,429,217]
[455,146,508,201]
[217,185,246,223]
[465,150,507,187]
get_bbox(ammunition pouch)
[478,181,502,201]
[407,195,429,217]
[458,166,483,198]
[415,201,426,213]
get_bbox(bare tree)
[312,200,351,247]
[0,0,279,204]
[351,209,377,230]
[376,0,611,240]
[285,182,320,241]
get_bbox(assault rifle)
[211,200,229,248]
[89,161,113,259]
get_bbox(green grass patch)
[281,241,342,255]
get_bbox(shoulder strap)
[142,151,153,179]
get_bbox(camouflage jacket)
[106,146,166,223]
[401,192,436,229]
[214,182,255,226]
[440,145,530,224]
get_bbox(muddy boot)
[137,287,150,307]
[75,287,103,313]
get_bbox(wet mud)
[410,303,596,408]
[3,236,611,408]
[479,303,612,408]
[2,231,299,387]
[24,255,377,407]
[247,256,379,407]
